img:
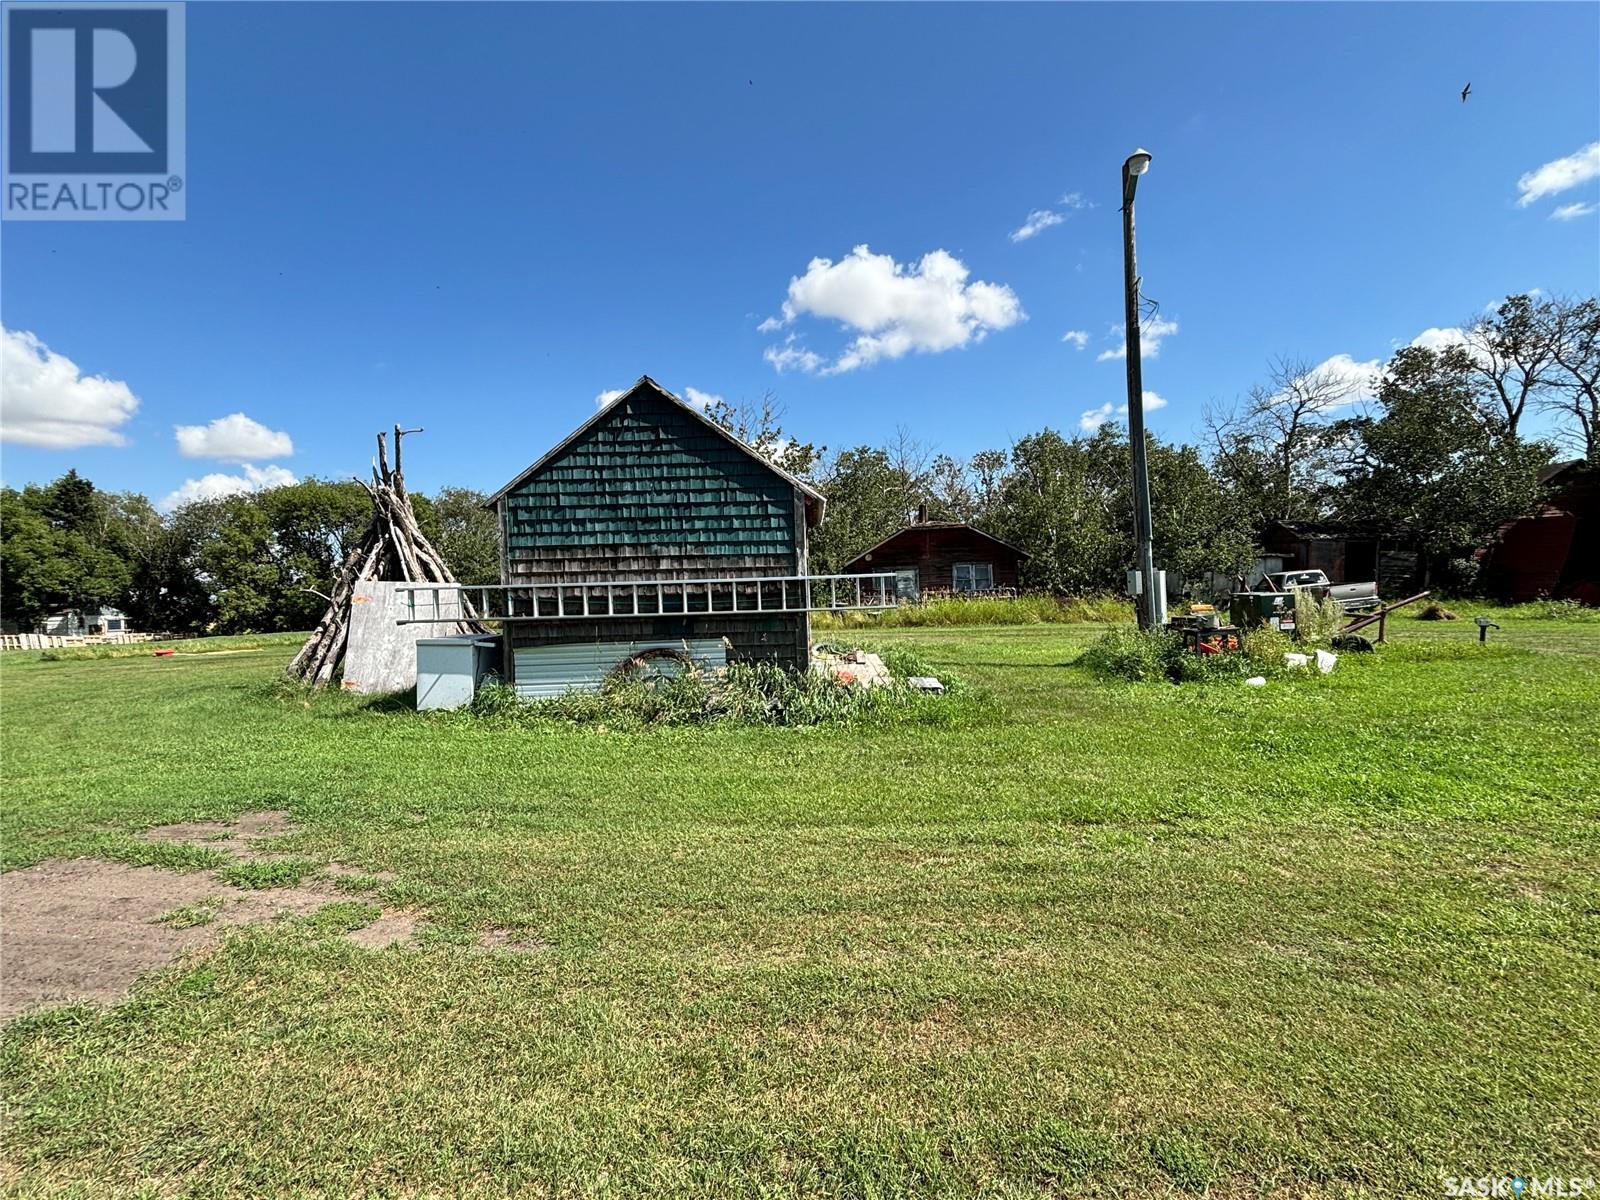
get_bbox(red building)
[840,520,1029,599]
[1479,461,1599,604]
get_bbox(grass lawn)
[2,609,1597,1197]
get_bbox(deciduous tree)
[1340,345,1552,581]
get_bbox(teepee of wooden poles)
[287,425,483,687]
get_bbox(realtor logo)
[3,2,185,219]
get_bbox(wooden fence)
[0,632,156,652]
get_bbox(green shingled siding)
[504,393,799,561]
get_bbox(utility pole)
[1121,148,1160,630]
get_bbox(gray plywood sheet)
[342,581,473,695]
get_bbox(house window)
[952,562,994,593]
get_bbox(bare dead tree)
[1205,357,1364,525]
[1463,294,1561,438]
[886,426,935,524]
[701,389,823,479]
[927,448,1009,524]
[1539,295,1600,461]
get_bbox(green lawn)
[3,612,1598,1198]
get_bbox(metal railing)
[393,572,899,624]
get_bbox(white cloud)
[1097,315,1179,361]
[1482,289,1542,313]
[1009,208,1064,242]
[761,245,1024,375]
[599,384,720,410]
[1551,201,1597,221]
[174,412,293,461]
[1516,141,1600,207]
[1009,192,1093,242]
[159,463,296,512]
[1297,353,1383,406]
[0,327,139,449]
[764,437,801,468]
[1079,390,1167,432]
[1298,328,1498,408]
[1079,402,1115,432]
[763,338,825,375]
[1409,327,1467,353]
[1061,330,1090,350]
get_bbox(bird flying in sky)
[1461,82,1472,102]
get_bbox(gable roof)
[840,522,1031,570]
[483,376,825,521]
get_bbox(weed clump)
[156,901,222,928]
[1290,586,1346,644]
[1077,627,1178,683]
[215,857,320,890]
[1080,626,1287,686]
[1416,601,1459,621]
[460,648,969,731]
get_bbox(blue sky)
[3,1,1598,507]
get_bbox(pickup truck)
[1258,569,1380,613]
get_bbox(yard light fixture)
[1120,148,1161,631]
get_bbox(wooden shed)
[1260,521,1419,594]
[840,519,1028,600]
[1478,460,1599,604]
[478,377,844,687]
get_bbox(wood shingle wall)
[496,384,813,669]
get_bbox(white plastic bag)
[1284,653,1309,669]
[1244,676,1267,687]
[1314,649,1337,674]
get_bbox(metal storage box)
[415,635,502,711]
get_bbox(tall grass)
[459,649,971,731]
[813,592,1131,630]
[1289,586,1345,644]
[1401,596,1599,623]
[1077,625,1294,685]
[32,632,310,662]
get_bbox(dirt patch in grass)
[345,911,422,949]
[476,927,550,954]
[140,809,296,857]
[0,811,425,1021]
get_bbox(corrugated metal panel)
[512,638,729,700]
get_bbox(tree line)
[3,293,1594,634]
[1,473,500,635]
[799,292,1595,590]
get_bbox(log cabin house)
[840,515,1029,600]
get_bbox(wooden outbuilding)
[840,517,1028,600]
[1259,521,1419,594]
[1478,460,1599,604]
[481,377,834,685]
